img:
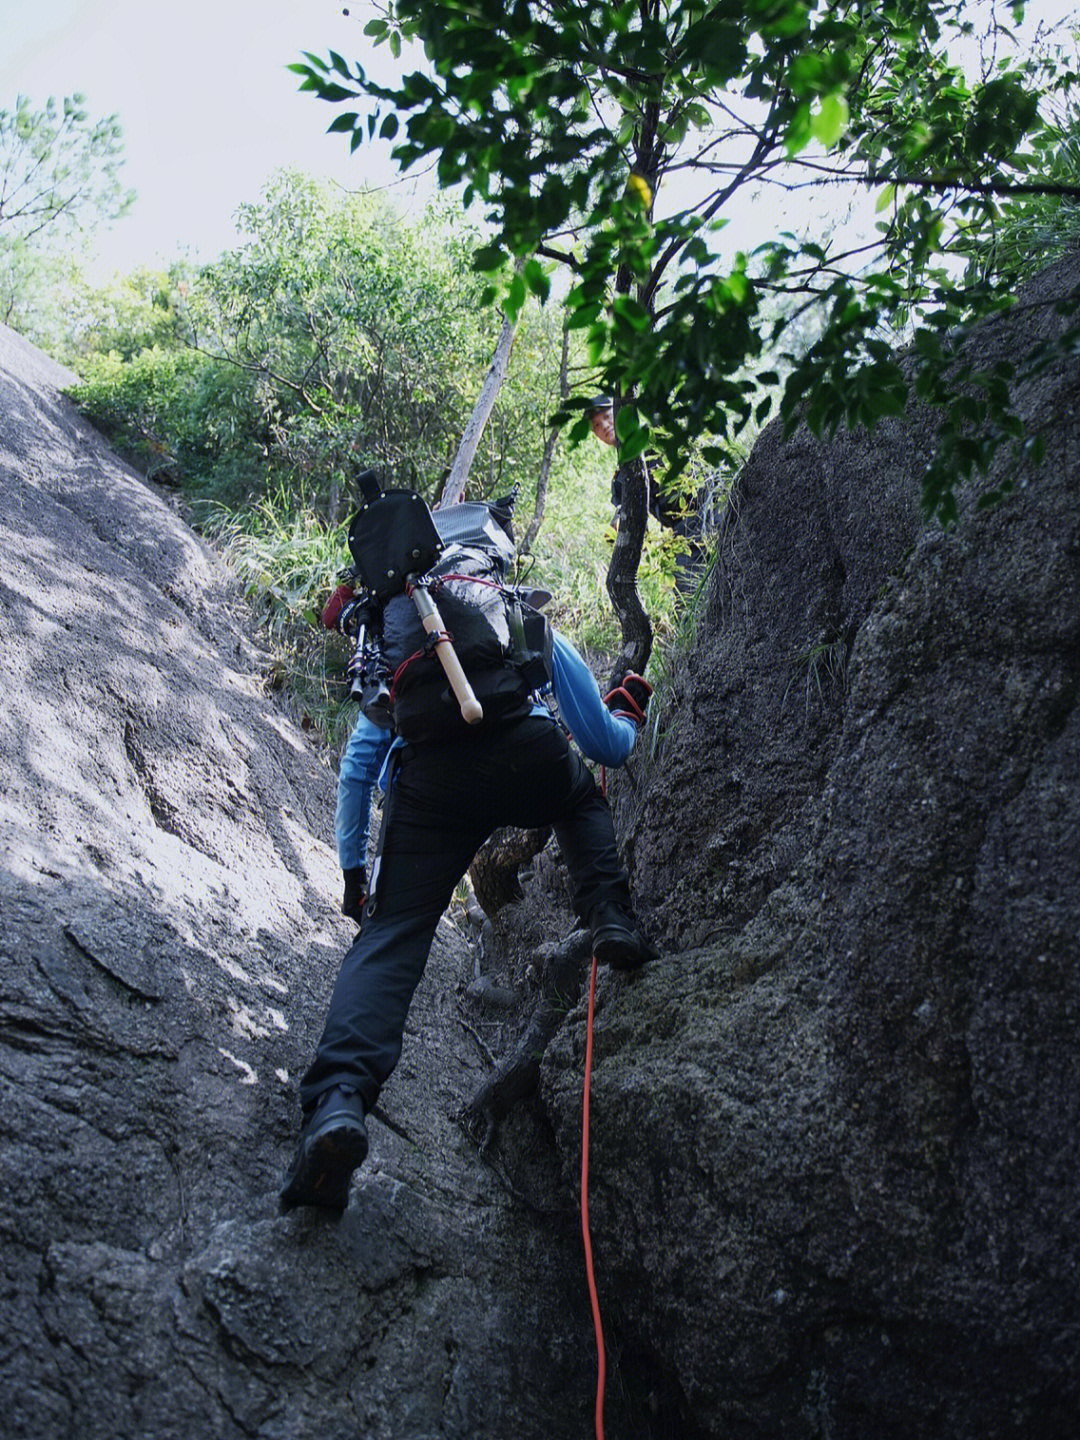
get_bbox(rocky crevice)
[3,241,1080,1438]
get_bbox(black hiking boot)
[280,1084,368,1212]
[589,901,659,972]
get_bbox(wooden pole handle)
[409,581,484,725]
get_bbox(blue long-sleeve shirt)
[334,628,639,870]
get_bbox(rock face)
[0,323,596,1440]
[543,251,1080,1436]
[3,233,1078,1440]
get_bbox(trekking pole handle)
[407,577,484,725]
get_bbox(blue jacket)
[335,630,640,870]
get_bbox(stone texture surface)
[543,251,1080,1436]
[0,322,596,1440]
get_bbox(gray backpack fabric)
[359,494,550,742]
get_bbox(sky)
[1,1,1077,282]
[0,0,431,277]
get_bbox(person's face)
[590,407,616,447]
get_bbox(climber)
[587,394,680,527]
[588,394,710,592]
[280,493,657,1212]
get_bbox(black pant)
[299,713,630,1115]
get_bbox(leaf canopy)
[295,1,1078,523]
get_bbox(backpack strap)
[389,629,455,699]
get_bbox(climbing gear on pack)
[602,672,653,728]
[279,1084,368,1212]
[402,574,485,726]
[341,475,553,742]
[347,472,443,603]
[345,479,484,726]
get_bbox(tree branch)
[456,928,592,1149]
[523,321,570,552]
[438,277,521,506]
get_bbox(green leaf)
[504,271,527,322]
[784,102,813,157]
[615,405,639,443]
[317,82,359,103]
[810,93,849,148]
[619,426,650,462]
[875,183,896,213]
[524,258,550,303]
[472,242,505,273]
[612,295,650,331]
[326,113,358,134]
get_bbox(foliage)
[295,1,1080,533]
[71,345,267,491]
[0,93,133,242]
[8,260,193,368]
[202,487,358,736]
[185,174,495,511]
[68,174,586,517]
[0,93,135,339]
[956,28,1080,287]
[0,240,76,336]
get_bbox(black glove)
[602,672,653,727]
[342,866,367,924]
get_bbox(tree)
[70,173,592,528]
[0,93,135,350]
[0,94,132,242]
[295,0,1079,675]
[182,174,515,514]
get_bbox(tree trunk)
[605,451,653,688]
[523,321,570,553]
[457,928,592,1149]
[439,286,521,507]
[601,106,665,687]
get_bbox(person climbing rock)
[587,394,710,593]
[280,490,657,1212]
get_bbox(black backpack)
[347,488,551,742]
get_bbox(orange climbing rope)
[582,952,606,1440]
[581,761,608,1439]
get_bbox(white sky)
[0,0,430,277]
[1,1,1077,281]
